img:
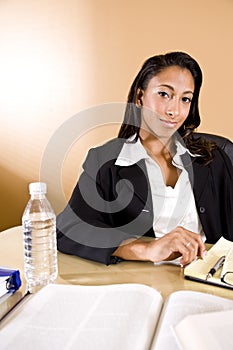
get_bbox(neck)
[139,129,174,156]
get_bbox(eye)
[158,91,169,98]
[182,96,192,103]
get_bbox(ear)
[136,88,144,107]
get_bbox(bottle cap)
[29,182,47,195]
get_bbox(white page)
[0,283,163,350]
[150,290,233,350]
[0,276,9,298]
[184,237,233,288]
[174,308,233,350]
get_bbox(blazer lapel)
[114,153,210,206]
[181,153,210,202]
[114,159,152,208]
[192,161,211,202]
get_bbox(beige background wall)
[1,0,233,230]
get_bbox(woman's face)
[139,65,194,140]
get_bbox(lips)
[159,118,178,128]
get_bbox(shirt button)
[199,207,205,213]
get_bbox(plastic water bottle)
[22,182,58,293]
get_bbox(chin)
[152,129,177,141]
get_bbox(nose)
[166,98,180,119]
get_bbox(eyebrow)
[159,84,194,95]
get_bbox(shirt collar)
[175,139,196,157]
[115,134,195,167]
[115,135,148,166]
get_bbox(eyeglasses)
[221,272,233,286]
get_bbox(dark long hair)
[118,51,216,163]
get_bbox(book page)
[174,308,233,350]
[184,237,233,288]
[150,290,233,350]
[0,283,163,350]
[0,276,8,298]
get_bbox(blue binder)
[0,267,21,297]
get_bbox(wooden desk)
[1,226,233,320]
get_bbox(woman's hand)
[145,227,207,266]
[113,226,207,266]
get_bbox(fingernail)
[201,250,207,259]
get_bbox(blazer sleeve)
[195,147,233,243]
[218,148,233,241]
[56,146,137,265]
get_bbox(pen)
[206,256,225,280]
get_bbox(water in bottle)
[22,182,58,293]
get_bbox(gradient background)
[1,0,232,230]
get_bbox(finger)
[198,246,207,259]
[190,235,207,259]
[181,230,206,259]
[180,240,198,266]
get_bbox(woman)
[57,51,233,265]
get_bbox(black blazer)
[57,137,233,265]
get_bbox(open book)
[184,237,233,289]
[1,283,233,350]
[174,307,233,350]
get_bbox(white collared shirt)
[115,136,206,241]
